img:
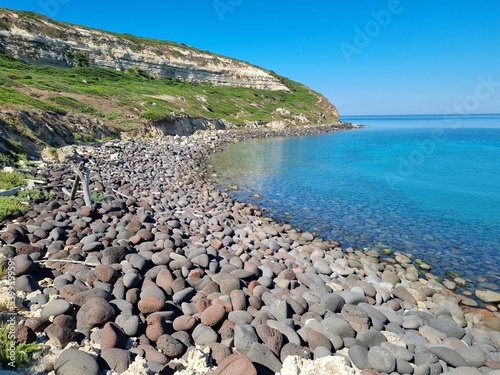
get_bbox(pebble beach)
[2,125,500,375]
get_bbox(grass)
[0,323,42,369]
[0,171,26,190]
[0,172,50,221]
[0,51,336,126]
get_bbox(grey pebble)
[367,346,396,373]
[247,342,282,373]
[54,348,99,375]
[192,324,219,346]
[15,275,39,292]
[234,324,259,353]
[348,345,369,370]
[41,299,73,318]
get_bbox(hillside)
[0,8,340,163]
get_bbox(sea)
[208,114,500,293]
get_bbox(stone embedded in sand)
[55,348,99,375]
[76,297,116,330]
[15,274,39,292]
[100,348,133,374]
[203,342,232,365]
[44,324,76,348]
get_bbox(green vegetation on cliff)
[0,8,339,163]
[0,52,334,127]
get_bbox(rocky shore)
[2,124,500,375]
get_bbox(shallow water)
[209,115,500,292]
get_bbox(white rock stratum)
[0,9,289,91]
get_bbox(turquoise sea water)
[209,115,500,292]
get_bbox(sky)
[1,1,500,116]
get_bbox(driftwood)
[70,161,92,208]
[0,186,22,197]
[34,259,99,267]
[112,189,130,200]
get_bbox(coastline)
[1,125,500,374]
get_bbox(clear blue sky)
[1,0,500,116]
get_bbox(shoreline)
[1,125,500,374]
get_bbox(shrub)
[0,323,42,369]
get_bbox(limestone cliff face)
[0,9,289,91]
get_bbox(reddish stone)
[210,238,223,250]
[15,325,36,344]
[76,297,115,330]
[173,315,199,332]
[211,353,257,375]
[201,305,227,327]
[188,269,203,278]
[101,322,128,351]
[44,324,76,348]
[81,206,93,217]
[146,314,168,342]
[138,296,165,314]
[230,290,247,311]
[60,284,88,304]
[155,268,175,294]
[248,280,260,292]
[95,264,118,283]
[195,298,211,313]
[126,288,141,305]
[129,234,142,245]
[53,315,76,330]
[212,298,233,313]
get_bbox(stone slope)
[0,8,288,91]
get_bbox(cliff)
[0,8,288,91]
[0,8,340,163]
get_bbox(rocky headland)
[2,125,500,375]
